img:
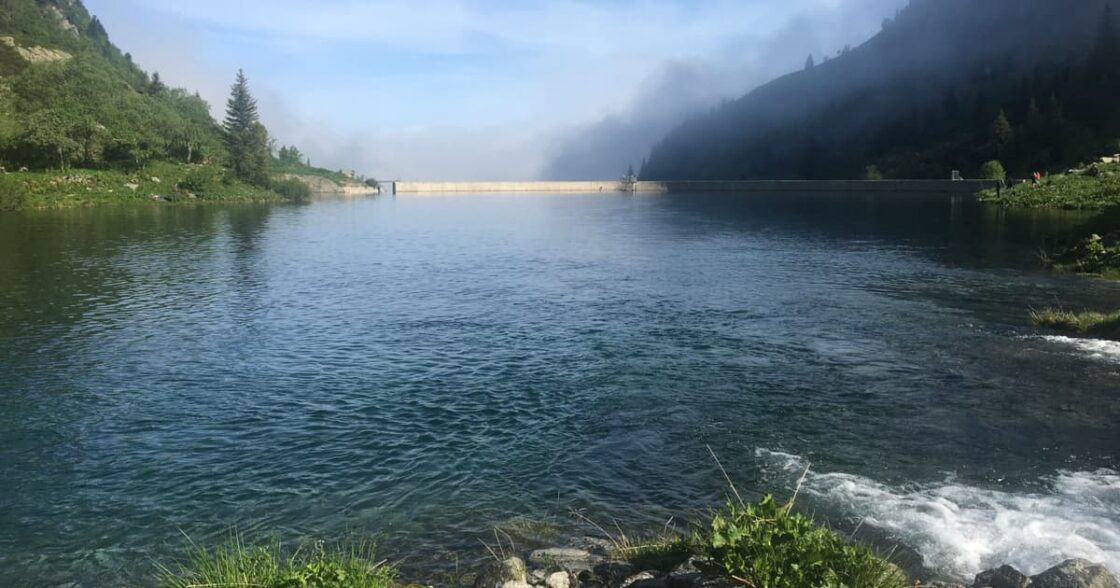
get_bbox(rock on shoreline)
[465,538,1116,588]
[929,559,1118,588]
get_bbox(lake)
[0,191,1118,586]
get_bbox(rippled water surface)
[1,192,1118,586]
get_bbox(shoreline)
[392,179,996,195]
[433,541,1117,588]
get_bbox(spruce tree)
[148,72,166,96]
[223,69,269,186]
[990,110,1015,161]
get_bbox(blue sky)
[84,0,907,180]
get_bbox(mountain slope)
[641,0,1120,181]
[0,0,367,209]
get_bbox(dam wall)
[394,181,625,193]
[393,180,997,195]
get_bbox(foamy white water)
[756,449,1120,580]
[1039,336,1120,364]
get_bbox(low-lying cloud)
[86,0,907,181]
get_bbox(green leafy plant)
[703,496,905,588]
[1051,230,1120,277]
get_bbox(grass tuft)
[1031,307,1120,340]
[157,533,395,588]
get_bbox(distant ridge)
[641,0,1120,181]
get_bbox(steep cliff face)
[641,0,1118,181]
[0,36,71,63]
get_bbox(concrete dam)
[392,180,997,194]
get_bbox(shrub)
[175,166,221,198]
[1052,232,1120,276]
[703,496,906,588]
[159,535,395,588]
[273,177,312,202]
[979,160,1007,181]
[864,165,884,180]
[0,175,27,211]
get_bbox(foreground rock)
[967,560,1119,588]
[529,548,602,573]
[1030,559,1120,588]
[474,556,528,588]
[974,565,1030,588]
[472,539,1117,588]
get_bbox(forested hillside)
[641,0,1120,181]
[0,0,225,171]
[0,0,352,209]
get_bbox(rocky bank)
[279,173,380,196]
[463,538,1117,588]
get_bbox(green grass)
[1030,307,1120,340]
[0,161,301,211]
[569,509,695,573]
[158,534,396,588]
[979,163,1120,210]
[615,535,695,574]
[269,160,353,184]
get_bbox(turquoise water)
[0,192,1118,586]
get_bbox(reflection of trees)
[0,203,275,588]
[650,191,1097,270]
[219,205,274,331]
[0,204,273,342]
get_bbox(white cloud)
[85,0,908,180]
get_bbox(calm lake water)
[1,192,1118,586]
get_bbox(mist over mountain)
[640,0,1120,181]
[541,0,907,181]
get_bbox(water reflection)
[0,194,1116,585]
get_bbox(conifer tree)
[223,70,269,186]
[805,54,815,70]
[990,110,1015,160]
[148,72,166,96]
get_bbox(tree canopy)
[222,70,270,186]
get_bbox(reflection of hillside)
[0,205,274,341]
[645,191,1096,270]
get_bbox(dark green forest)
[642,0,1120,181]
